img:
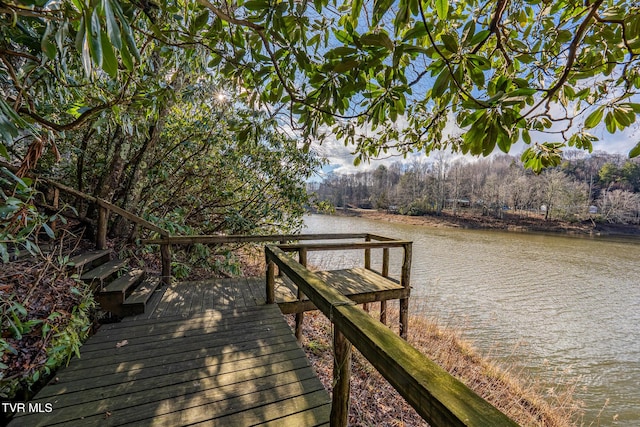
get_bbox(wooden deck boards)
[10,299,330,426]
[11,269,400,426]
[273,267,403,303]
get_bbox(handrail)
[43,179,169,237]
[265,245,519,427]
[141,234,387,287]
[2,163,173,283]
[276,240,412,251]
[272,237,412,337]
[39,180,173,283]
[141,233,369,245]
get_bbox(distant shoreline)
[328,208,640,238]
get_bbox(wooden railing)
[265,245,519,427]
[270,235,412,339]
[144,233,382,287]
[12,170,174,283]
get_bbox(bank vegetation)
[311,152,640,227]
[289,306,584,427]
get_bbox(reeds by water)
[288,304,584,427]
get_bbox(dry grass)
[288,305,583,427]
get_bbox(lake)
[303,214,640,426]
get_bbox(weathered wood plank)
[68,249,111,272]
[267,246,518,427]
[200,279,216,312]
[82,307,285,347]
[36,370,325,426]
[247,277,267,305]
[112,302,279,328]
[274,267,408,315]
[28,346,312,412]
[278,240,412,252]
[61,322,294,374]
[253,404,332,427]
[121,388,330,427]
[125,281,165,321]
[188,391,331,427]
[122,277,161,316]
[238,277,259,307]
[25,364,320,426]
[10,280,331,427]
[143,233,368,245]
[35,347,310,402]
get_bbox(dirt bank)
[335,208,640,237]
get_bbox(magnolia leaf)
[604,111,617,133]
[333,60,360,72]
[351,0,363,27]
[89,9,103,66]
[432,69,450,97]
[584,107,604,129]
[441,33,458,53]
[373,0,394,25]
[101,32,118,78]
[402,23,428,42]
[467,29,490,46]
[630,141,640,158]
[434,0,449,20]
[360,33,394,51]
[103,0,122,50]
[194,10,210,30]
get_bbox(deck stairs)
[69,249,161,317]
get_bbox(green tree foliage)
[1,0,639,175]
[314,153,640,223]
[1,1,322,243]
[136,90,322,235]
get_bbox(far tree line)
[310,151,640,225]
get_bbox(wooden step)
[68,249,111,273]
[96,269,146,315]
[122,277,161,316]
[81,259,128,289]
[5,243,54,262]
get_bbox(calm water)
[303,214,640,426]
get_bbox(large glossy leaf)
[103,0,122,50]
[434,0,449,20]
[100,32,118,78]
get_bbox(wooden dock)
[274,267,405,314]
[9,278,331,426]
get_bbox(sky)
[308,113,640,178]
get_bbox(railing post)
[364,235,371,270]
[96,204,108,250]
[330,329,352,427]
[277,240,286,277]
[161,243,172,286]
[399,243,412,339]
[363,235,372,312]
[382,248,389,277]
[295,248,307,341]
[266,258,276,304]
[380,247,389,324]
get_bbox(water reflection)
[303,214,640,426]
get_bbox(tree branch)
[523,0,605,119]
[544,0,605,102]
[471,0,510,55]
